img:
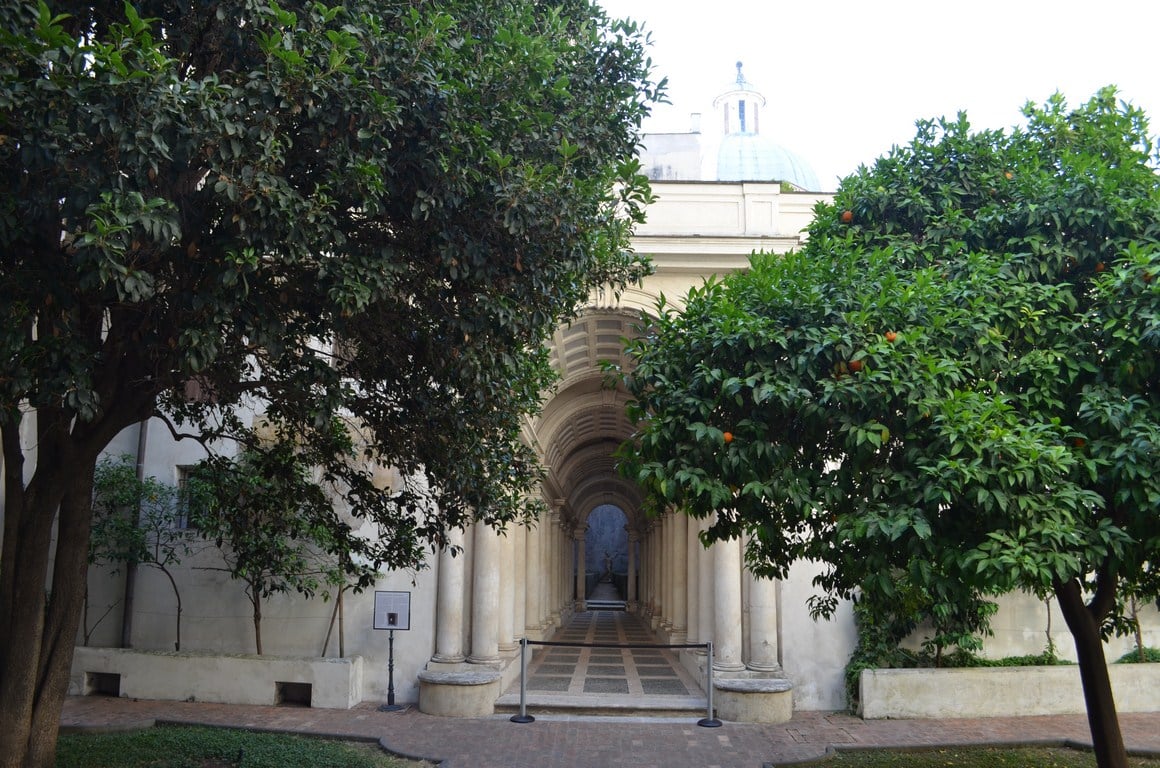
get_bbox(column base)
[714,678,794,723]
[466,654,502,666]
[418,670,501,717]
[427,656,466,672]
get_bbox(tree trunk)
[0,458,95,768]
[158,566,183,651]
[0,493,60,767]
[1055,577,1128,768]
[250,588,263,655]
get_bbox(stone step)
[494,692,708,720]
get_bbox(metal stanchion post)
[697,641,722,727]
[510,637,535,723]
[378,629,404,712]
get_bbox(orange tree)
[0,1,659,765]
[620,90,1159,768]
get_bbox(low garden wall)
[860,664,1160,719]
[70,647,363,709]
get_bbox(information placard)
[373,590,412,631]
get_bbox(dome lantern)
[713,62,820,190]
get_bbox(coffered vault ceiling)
[536,310,647,531]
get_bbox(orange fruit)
[840,210,854,224]
[885,331,897,343]
[722,431,734,444]
[848,359,863,373]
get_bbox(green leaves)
[621,90,1160,655]
[2,0,661,572]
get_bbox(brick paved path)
[61,696,1160,767]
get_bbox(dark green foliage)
[623,87,1159,633]
[1,0,660,564]
[1,2,660,764]
[191,441,378,653]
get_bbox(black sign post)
[373,591,411,712]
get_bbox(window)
[174,465,200,529]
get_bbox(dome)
[711,61,822,191]
[716,133,821,190]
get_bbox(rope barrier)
[509,636,722,727]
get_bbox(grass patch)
[56,724,427,768]
[800,746,1160,767]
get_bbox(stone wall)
[71,647,363,709]
[860,664,1160,719]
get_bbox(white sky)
[599,0,1160,191]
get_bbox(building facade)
[54,66,1160,718]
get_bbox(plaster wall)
[82,431,448,706]
[109,566,432,703]
[900,590,1160,663]
[101,546,442,706]
[777,560,856,710]
[634,183,824,239]
[607,183,823,319]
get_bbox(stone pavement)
[61,695,1160,767]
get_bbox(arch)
[535,307,654,534]
[583,504,630,605]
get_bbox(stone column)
[432,527,466,663]
[697,517,713,649]
[669,511,688,642]
[468,522,500,664]
[747,567,780,672]
[654,519,663,631]
[498,528,516,652]
[548,509,562,626]
[685,516,701,647]
[712,535,745,671]
[660,513,673,631]
[524,513,543,638]
[626,528,639,611]
[574,525,588,610]
[561,522,573,620]
[513,521,527,642]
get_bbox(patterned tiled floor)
[505,610,705,709]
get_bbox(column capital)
[572,524,588,540]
